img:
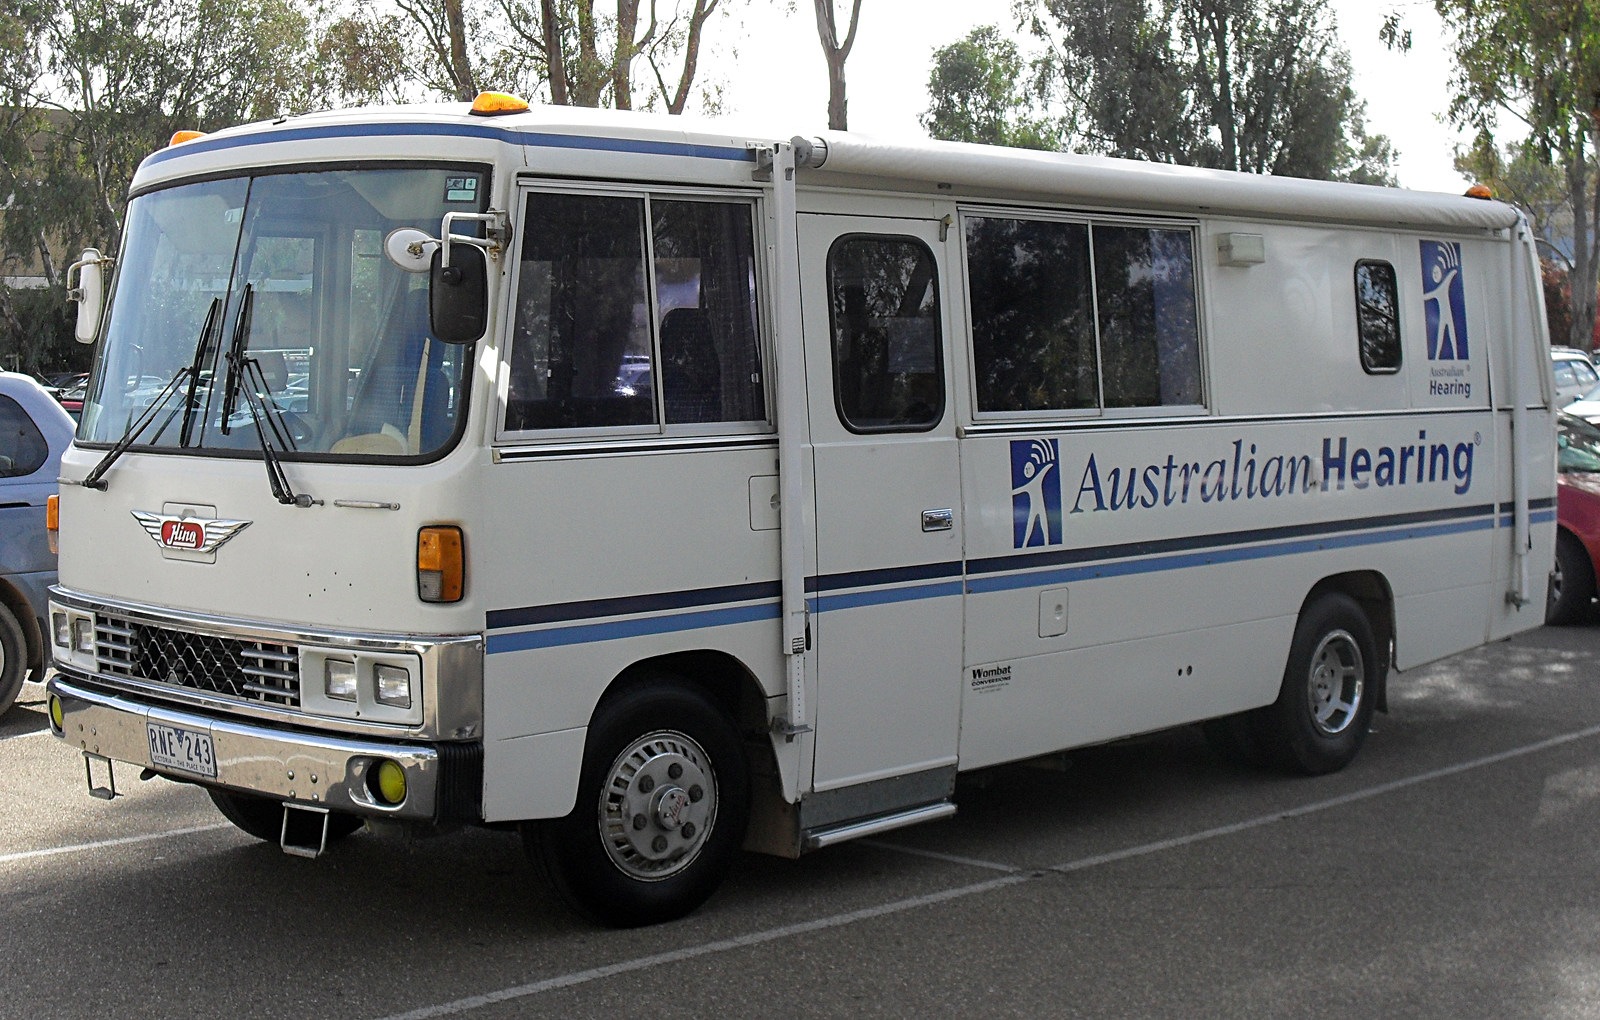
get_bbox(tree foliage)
[921,27,1062,150]
[950,0,1398,184]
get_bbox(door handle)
[921,508,953,532]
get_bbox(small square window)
[1355,260,1402,374]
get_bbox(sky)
[703,0,1480,195]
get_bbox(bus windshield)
[79,166,489,460]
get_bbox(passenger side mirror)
[67,248,110,345]
[429,242,488,344]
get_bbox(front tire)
[0,602,29,717]
[1547,530,1595,625]
[1253,593,1379,775]
[524,677,750,928]
[208,789,363,843]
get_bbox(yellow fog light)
[373,760,407,805]
[49,695,63,732]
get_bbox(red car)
[1550,412,1600,623]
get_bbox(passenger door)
[798,214,964,792]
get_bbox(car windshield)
[79,166,489,460]
[1558,413,1600,473]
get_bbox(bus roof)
[135,102,1518,234]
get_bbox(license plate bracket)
[146,721,217,778]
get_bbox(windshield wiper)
[179,296,223,446]
[219,286,320,508]
[80,298,221,491]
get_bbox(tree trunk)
[614,0,640,110]
[443,0,476,101]
[1206,5,1237,171]
[813,0,863,132]
[542,0,569,104]
[573,0,603,106]
[664,0,716,114]
[1568,133,1597,350]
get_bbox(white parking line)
[860,839,1021,873]
[0,728,53,742]
[371,721,1600,1020]
[0,823,234,865]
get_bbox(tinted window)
[1093,225,1202,408]
[651,200,764,424]
[1558,413,1600,472]
[1555,362,1577,388]
[506,192,653,431]
[827,236,944,432]
[966,216,1097,412]
[0,397,48,477]
[1355,260,1401,373]
[1576,361,1598,388]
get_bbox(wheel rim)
[1551,555,1566,605]
[598,730,718,882]
[1306,629,1364,736]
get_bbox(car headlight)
[324,659,357,702]
[374,664,411,709]
[72,618,95,655]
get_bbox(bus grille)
[94,614,302,708]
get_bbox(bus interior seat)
[660,307,720,424]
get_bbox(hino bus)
[47,94,1555,927]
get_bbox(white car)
[1552,347,1598,407]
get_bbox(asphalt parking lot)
[5,623,1600,1020]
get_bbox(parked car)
[0,373,74,714]
[1552,347,1598,407]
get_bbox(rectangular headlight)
[72,617,95,655]
[52,612,68,648]
[374,664,411,709]
[324,659,357,702]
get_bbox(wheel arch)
[1299,570,1394,713]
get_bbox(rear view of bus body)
[46,103,1553,926]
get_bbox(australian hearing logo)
[1011,439,1062,548]
[1421,240,1468,362]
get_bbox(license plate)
[146,722,216,778]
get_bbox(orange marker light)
[417,526,464,603]
[169,130,206,146]
[469,92,530,116]
[46,494,58,555]
[1465,183,1493,200]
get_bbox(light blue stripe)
[1499,510,1557,528]
[965,516,1497,596]
[813,580,965,613]
[486,601,779,653]
[144,121,751,168]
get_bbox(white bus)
[48,94,1555,926]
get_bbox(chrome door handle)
[921,508,953,532]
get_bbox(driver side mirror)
[66,248,110,344]
[429,242,488,344]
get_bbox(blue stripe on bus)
[143,121,754,167]
[813,580,965,612]
[486,600,780,653]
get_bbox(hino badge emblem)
[131,511,251,553]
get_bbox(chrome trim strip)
[50,587,483,741]
[49,675,443,822]
[802,802,957,850]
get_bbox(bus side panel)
[476,446,784,822]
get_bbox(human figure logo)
[1011,439,1062,548]
[1421,240,1468,361]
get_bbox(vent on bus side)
[94,613,302,709]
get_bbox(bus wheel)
[524,678,750,928]
[207,789,362,843]
[1255,593,1378,775]
[1547,530,1596,625]
[0,602,27,716]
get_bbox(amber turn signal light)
[169,130,206,146]
[1465,183,1493,200]
[469,91,529,116]
[46,494,58,554]
[417,526,464,603]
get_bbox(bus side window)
[1093,225,1203,408]
[826,235,944,432]
[1354,259,1402,374]
[965,216,1098,413]
[651,200,765,424]
[505,192,655,431]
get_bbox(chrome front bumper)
[48,673,479,823]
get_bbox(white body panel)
[51,104,1553,837]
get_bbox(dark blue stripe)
[487,580,779,630]
[486,601,780,653]
[969,502,1495,576]
[1501,497,1557,512]
[813,580,965,612]
[965,516,1499,595]
[145,121,753,168]
[805,560,964,594]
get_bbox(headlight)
[374,664,411,709]
[72,618,95,655]
[52,613,68,648]
[324,659,357,701]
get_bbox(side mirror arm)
[437,209,511,269]
[65,252,113,302]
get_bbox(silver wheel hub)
[1307,629,1364,736]
[599,730,717,881]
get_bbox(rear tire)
[524,676,750,928]
[1547,530,1596,625]
[1252,593,1379,775]
[0,602,29,717]
[208,789,363,843]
